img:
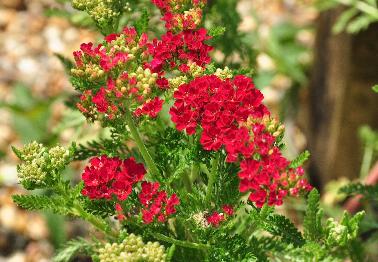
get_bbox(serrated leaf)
[264,214,305,247]
[289,150,310,168]
[134,9,149,35]
[339,183,378,199]
[12,194,70,215]
[304,189,323,241]
[208,26,226,37]
[53,238,92,262]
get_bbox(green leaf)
[11,146,23,160]
[208,26,226,37]
[372,85,378,93]
[55,53,75,74]
[53,238,92,262]
[134,9,149,35]
[12,194,70,215]
[264,214,305,247]
[339,183,378,199]
[289,150,310,168]
[304,189,324,241]
[333,8,359,34]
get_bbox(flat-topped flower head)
[81,156,146,201]
[98,234,166,262]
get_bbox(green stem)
[152,233,210,250]
[206,153,220,204]
[359,145,374,179]
[124,107,160,181]
[72,202,118,239]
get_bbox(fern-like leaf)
[53,238,92,262]
[12,194,70,215]
[339,183,378,200]
[289,150,310,169]
[304,189,323,241]
[265,214,305,247]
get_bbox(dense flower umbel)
[72,0,122,26]
[81,156,146,201]
[98,234,166,262]
[139,181,180,224]
[151,0,206,31]
[147,28,213,75]
[206,205,235,227]
[71,27,165,121]
[15,142,71,190]
[170,75,311,207]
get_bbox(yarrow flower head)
[170,75,312,207]
[14,142,71,190]
[98,233,166,262]
[72,0,123,26]
[71,27,168,122]
[81,156,146,201]
[138,181,180,224]
[151,0,207,31]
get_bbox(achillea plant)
[12,0,370,261]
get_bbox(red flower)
[206,211,225,227]
[134,97,164,118]
[222,205,234,216]
[81,156,146,201]
[138,181,180,224]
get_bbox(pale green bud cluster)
[325,218,349,246]
[192,211,210,228]
[188,61,205,78]
[15,142,70,189]
[169,76,187,90]
[71,64,105,81]
[129,67,159,95]
[98,234,166,262]
[214,66,233,80]
[72,0,121,25]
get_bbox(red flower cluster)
[81,156,146,201]
[139,182,180,224]
[206,205,234,227]
[151,0,206,30]
[134,97,164,118]
[73,27,147,75]
[170,75,312,207]
[147,28,213,74]
[73,27,168,121]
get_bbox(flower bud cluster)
[152,0,206,31]
[16,142,70,189]
[72,0,121,26]
[168,76,188,90]
[98,234,166,262]
[325,218,349,246]
[129,67,159,96]
[214,66,233,80]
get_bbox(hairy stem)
[206,153,220,204]
[152,233,210,250]
[124,107,161,181]
[72,202,118,239]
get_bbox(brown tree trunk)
[307,9,378,189]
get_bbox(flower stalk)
[124,106,161,182]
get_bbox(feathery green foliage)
[12,194,70,215]
[303,189,323,241]
[339,183,378,200]
[289,150,310,169]
[53,238,93,262]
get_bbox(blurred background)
[0,0,377,261]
